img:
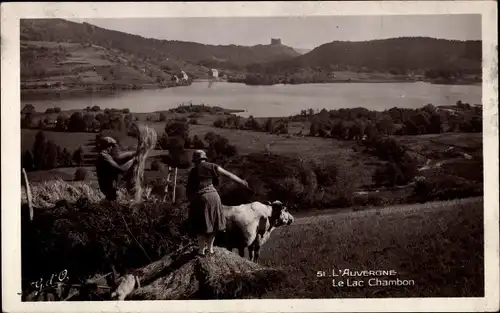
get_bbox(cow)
[215,200,294,262]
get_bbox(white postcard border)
[1,2,498,312]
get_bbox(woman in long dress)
[186,150,249,256]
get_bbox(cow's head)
[266,200,294,226]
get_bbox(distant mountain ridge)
[20,18,482,91]
[20,18,300,73]
[248,37,481,75]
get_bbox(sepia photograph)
[2,1,499,313]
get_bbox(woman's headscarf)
[192,150,208,163]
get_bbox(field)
[22,112,483,202]
[259,197,484,298]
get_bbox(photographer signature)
[28,269,69,296]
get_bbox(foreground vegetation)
[21,177,484,299]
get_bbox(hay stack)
[126,245,285,300]
[128,124,157,202]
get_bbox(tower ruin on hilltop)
[271,38,282,45]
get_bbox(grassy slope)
[260,197,484,298]
[21,40,181,98]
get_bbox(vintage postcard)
[1,1,498,312]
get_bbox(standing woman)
[186,150,249,256]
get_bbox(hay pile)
[127,245,286,300]
[126,124,157,202]
[24,244,286,301]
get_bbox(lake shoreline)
[20,82,190,101]
[21,81,482,118]
[21,79,481,102]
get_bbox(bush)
[411,173,483,202]
[91,106,101,112]
[74,168,88,181]
[204,132,238,164]
[312,162,338,186]
[213,119,225,128]
[150,159,164,172]
[188,113,203,119]
[188,119,199,125]
[191,135,205,149]
[220,152,317,207]
[165,120,189,141]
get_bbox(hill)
[20,40,195,100]
[243,37,482,85]
[20,18,300,92]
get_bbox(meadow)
[259,197,484,298]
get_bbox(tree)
[150,159,164,171]
[191,135,205,149]
[37,119,47,130]
[21,113,34,129]
[159,113,167,122]
[109,114,125,132]
[45,140,59,170]
[244,116,261,131]
[330,121,343,139]
[205,133,238,163]
[373,162,402,187]
[83,113,95,132]
[376,116,394,135]
[55,114,69,131]
[22,104,36,114]
[32,131,47,170]
[164,120,189,141]
[403,119,418,135]
[74,168,88,181]
[58,148,72,167]
[22,151,34,171]
[309,120,321,136]
[213,119,225,128]
[72,147,84,166]
[428,113,442,134]
[264,118,274,133]
[67,112,86,132]
[273,121,288,134]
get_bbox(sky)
[74,15,481,50]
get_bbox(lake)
[23,82,482,118]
